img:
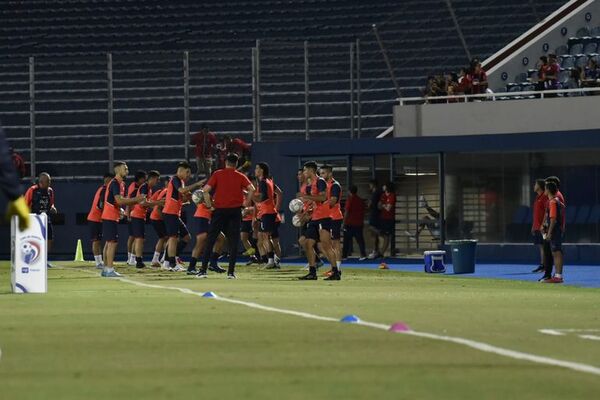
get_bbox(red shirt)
[102,178,125,222]
[149,189,166,221]
[379,192,396,220]
[25,184,55,214]
[163,176,185,217]
[194,203,212,219]
[469,70,487,94]
[308,177,330,220]
[532,193,548,231]
[242,206,255,222]
[191,131,217,158]
[12,153,26,178]
[206,167,252,209]
[344,193,365,227]
[327,179,343,221]
[87,184,106,223]
[130,183,153,220]
[548,197,566,231]
[256,177,276,218]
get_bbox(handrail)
[398,86,600,105]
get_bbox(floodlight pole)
[350,42,355,139]
[356,38,362,139]
[28,56,36,179]
[107,53,114,170]
[183,51,190,162]
[304,40,310,141]
[372,24,402,99]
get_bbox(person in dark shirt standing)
[0,126,30,231]
[25,172,57,266]
[367,180,382,259]
[542,181,566,284]
[531,179,548,273]
[197,153,255,279]
[342,185,367,260]
[86,172,115,269]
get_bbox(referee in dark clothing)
[0,126,30,230]
[197,153,255,279]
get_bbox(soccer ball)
[191,189,204,205]
[289,198,304,213]
[292,214,303,227]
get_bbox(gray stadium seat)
[569,43,583,55]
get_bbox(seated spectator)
[10,147,26,178]
[581,59,600,92]
[445,73,461,103]
[563,67,582,95]
[469,60,488,98]
[543,54,560,93]
[456,67,472,95]
[425,75,447,103]
[535,56,548,91]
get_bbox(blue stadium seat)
[583,42,598,54]
[555,45,568,55]
[575,55,589,68]
[574,205,591,224]
[569,43,584,55]
[591,26,600,37]
[576,27,591,37]
[560,56,575,69]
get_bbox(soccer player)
[271,184,284,268]
[162,162,206,272]
[126,170,147,266]
[320,165,343,275]
[342,185,367,260]
[531,179,548,273]
[100,161,145,277]
[367,180,382,259]
[187,193,227,275]
[254,162,279,269]
[297,161,339,281]
[377,182,396,267]
[0,126,29,231]
[130,170,161,268]
[296,169,323,270]
[542,181,565,283]
[197,153,255,279]
[149,179,168,267]
[191,125,218,177]
[240,203,256,257]
[25,172,57,266]
[540,176,566,281]
[86,172,114,269]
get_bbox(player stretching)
[130,170,160,268]
[298,161,339,281]
[320,165,343,276]
[101,162,145,277]
[162,162,205,272]
[86,172,114,269]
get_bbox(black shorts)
[532,230,544,245]
[259,213,277,233]
[305,218,331,241]
[330,219,343,240]
[128,220,134,236]
[368,215,380,230]
[102,220,119,242]
[547,230,563,253]
[271,222,281,239]
[163,214,190,238]
[89,221,102,242]
[151,219,167,239]
[194,217,210,235]
[130,217,146,239]
[241,220,253,233]
[379,219,395,235]
[47,219,54,241]
[300,222,308,237]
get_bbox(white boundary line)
[67,268,600,377]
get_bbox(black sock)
[135,257,143,264]
[176,240,187,256]
[188,257,197,270]
[210,252,220,262]
[168,256,177,266]
[268,251,274,259]
[228,265,235,275]
[332,266,339,273]
[309,266,317,275]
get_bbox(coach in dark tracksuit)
[197,153,255,279]
[0,126,29,230]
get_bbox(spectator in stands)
[456,67,472,95]
[217,135,251,172]
[544,54,560,93]
[469,61,488,98]
[425,75,447,103]
[581,58,600,91]
[191,125,217,178]
[564,67,582,95]
[10,147,26,178]
[342,185,367,260]
[535,56,548,91]
[445,73,460,103]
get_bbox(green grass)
[0,261,599,399]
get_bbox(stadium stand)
[0,0,565,178]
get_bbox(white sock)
[337,261,342,269]
[268,257,274,264]
[127,252,132,262]
[275,255,280,262]
[104,267,114,272]
[152,252,160,262]
[94,255,103,266]
[555,273,562,278]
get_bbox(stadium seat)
[560,56,575,69]
[583,42,598,54]
[569,43,584,55]
[555,45,568,55]
[576,27,591,37]
[575,55,589,68]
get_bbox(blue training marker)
[340,315,360,323]
[202,291,217,298]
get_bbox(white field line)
[66,268,600,377]
[579,335,600,341]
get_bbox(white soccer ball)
[289,198,304,213]
[192,189,204,205]
[292,214,303,227]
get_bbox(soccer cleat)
[298,272,318,280]
[245,256,259,266]
[379,262,389,270]
[323,269,333,277]
[151,261,161,268]
[324,271,341,281]
[538,275,552,282]
[126,259,136,266]
[95,263,104,270]
[358,256,367,261]
[135,262,146,269]
[209,265,226,273]
[171,264,186,272]
[367,251,380,260]
[543,276,564,284]
[195,271,208,279]
[160,262,172,271]
[265,263,281,270]
[176,257,184,265]
[101,269,122,278]
[532,265,545,273]
[47,262,54,269]
[226,273,237,279]
[242,248,256,256]
[186,268,198,275]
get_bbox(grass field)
[0,261,599,399]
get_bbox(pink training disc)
[388,322,411,333]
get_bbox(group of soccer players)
[85,155,348,281]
